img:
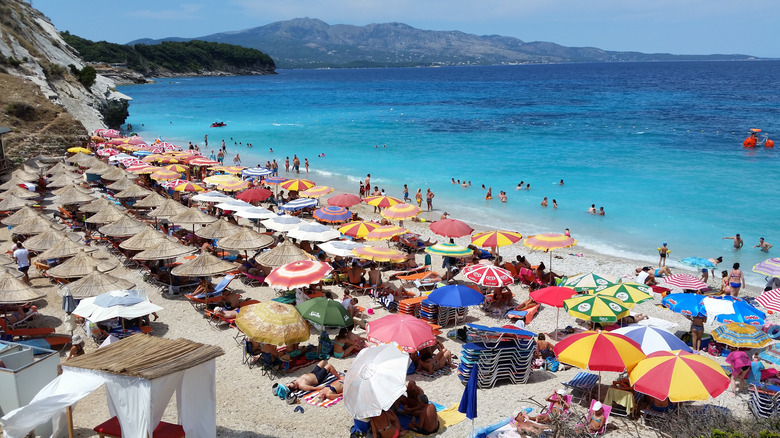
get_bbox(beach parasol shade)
[170,252,237,277]
[47,250,118,279]
[266,260,333,290]
[147,199,190,218]
[20,228,66,252]
[327,193,363,208]
[460,264,514,287]
[84,162,112,175]
[343,343,410,420]
[662,293,706,317]
[352,246,407,263]
[173,182,205,192]
[429,218,474,238]
[97,215,147,238]
[79,197,116,214]
[235,187,273,202]
[194,218,241,240]
[133,239,197,261]
[524,233,577,268]
[0,177,29,191]
[1,185,39,199]
[471,230,523,248]
[133,192,167,208]
[47,162,73,173]
[73,289,163,323]
[363,195,403,209]
[561,273,620,292]
[214,199,251,211]
[338,221,381,239]
[530,285,578,340]
[0,194,33,211]
[426,242,473,258]
[11,216,65,235]
[55,187,96,205]
[564,294,631,323]
[220,166,246,174]
[254,240,314,269]
[593,282,654,307]
[0,254,16,266]
[99,166,130,181]
[381,203,421,221]
[280,178,316,192]
[612,326,693,355]
[35,236,95,260]
[105,178,135,192]
[2,266,23,280]
[365,225,408,241]
[51,184,92,196]
[261,215,304,232]
[296,297,353,328]
[114,184,153,199]
[756,288,780,313]
[203,174,239,185]
[317,240,367,258]
[264,176,288,186]
[367,315,435,353]
[663,274,707,290]
[133,165,163,175]
[45,173,79,189]
[241,167,272,178]
[288,223,341,242]
[280,198,317,212]
[712,295,765,326]
[231,206,276,220]
[163,164,188,173]
[119,226,170,251]
[760,344,780,365]
[1,208,40,229]
[680,257,717,270]
[313,205,353,224]
[65,151,95,165]
[169,207,218,227]
[629,350,729,402]
[85,203,127,224]
[10,169,38,182]
[426,284,485,308]
[235,301,310,346]
[0,273,46,303]
[753,258,780,278]
[67,267,134,299]
[217,180,250,192]
[553,330,645,372]
[300,185,334,198]
[711,322,771,349]
[67,147,92,155]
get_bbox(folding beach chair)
[562,371,600,404]
[577,399,612,436]
[749,383,780,419]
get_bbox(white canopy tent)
[0,335,224,438]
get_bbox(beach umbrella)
[21,228,66,252]
[711,322,771,349]
[662,293,706,317]
[254,240,314,269]
[427,284,485,308]
[218,179,250,192]
[214,199,251,211]
[67,268,134,299]
[712,296,765,326]
[753,258,780,278]
[10,169,38,182]
[471,230,523,249]
[429,218,474,238]
[338,220,380,239]
[220,166,246,174]
[756,288,780,313]
[67,147,92,154]
[35,237,94,260]
[760,344,780,365]
[1,186,39,200]
[381,203,421,221]
[300,185,334,198]
[524,233,577,270]
[65,152,94,165]
[343,343,410,419]
[119,226,169,251]
[553,330,645,373]
[241,167,272,178]
[98,215,147,238]
[363,195,403,209]
[460,264,514,287]
[313,205,352,224]
[47,250,118,278]
[11,216,64,235]
[132,192,166,209]
[85,162,113,176]
[561,273,620,292]
[235,187,273,202]
[288,223,341,242]
[0,254,15,266]
[280,178,315,192]
[629,350,729,402]
[45,174,79,189]
[203,174,239,185]
[105,177,135,192]
[680,257,716,270]
[366,315,435,353]
[162,164,188,173]
[663,274,707,290]
[280,198,317,212]
[133,239,197,261]
[365,225,408,241]
[170,252,237,277]
[99,166,129,182]
[530,286,578,339]
[327,193,362,208]
[173,181,205,192]
[232,206,276,220]
[195,219,241,240]
[191,191,233,203]
[55,188,96,205]
[261,215,304,232]
[159,178,190,189]
[318,240,367,257]
[235,301,310,346]
[0,177,29,191]
[187,157,219,167]
[126,164,158,173]
[425,242,473,258]
[73,289,162,323]
[612,326,693,355]
[563,294,630,323]
[459,362,478,435]
[51,184,91,196]
[593,282,654,307]
[296,297,353,328]
[0,195,33,211]
[84,204,126,224]
[150,169,181,181]
[264,176,288,186]
[147,199,190,219]
[0,274,45,303]
[352,246,406,263]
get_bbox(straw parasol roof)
[10,169,38,182]
[0,274,46,303]
[194,218,241,240]
[84,161,112,175]
[47,250,118,278]
[0,185,39,199]
[0,177,28,190]
[106,177,135,191]
[52,184,92,196]
[66,153,96,165]
[47,162,72,174]
[255,239,313,268]
[147,198,189,218]
[2,266,24,279]
[1,206,40,226]
[46,173,79,188]
[79,197,116,213]
[85,203,127,224]
[133,238,196,261]
[36,237,95,260]
[55,187,96,205]
[11,216,65,235]
[0,194,34,211]
[114,184,153,199]
[169,207,218,226]
[66,334,224,380]
[218,227,274,251]
[98,214,147,237]
[66,267,134,299]
[133,192,166,209]
[101,166,133,181]
[170,252,237,277]
[0,254,15,266]
[119,226,170,251]
[22,228,67,252]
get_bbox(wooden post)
[66,405,75,438]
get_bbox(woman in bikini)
[333,327,360,358]
[370,409,402,438]
[532,389,570,423]
[688,314,707,352]
[728,263,745,297]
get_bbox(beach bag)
[545,357,560,372]
[707,343,721,356]
[534,358,545,369]
[272,383,290,400]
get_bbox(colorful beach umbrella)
[264,176,289,185]
[339,221,381,239]
[217,179,250,192]
[366,314,435,353]
[429,218,474,238]
[265,260,333,290]
[235,302,310,346]
[236,187,273,202]
[759,344,780,365]
[711,322,771,349]
[67,147,92,154]
[563,294,631,323]
[173,182,205,192]
[162,164,188,173]
[680,257,716,270]
[188,157,219,166]
[365,225,408,241]
[530,286,578,339]
[612,326,693,355]
[561,273,620,292]
[593,282,654,307]
[96,148,120,157]
[280,178,316,192]
[381,203,422,221]
[328,193,363,208]
[150,169,181,181]
[712,296,765,326]
[313,205,353,223]
[663,274,707,290]
[753,258,780,278]
[427,284,485,308]
[524,233,577,270]
[352,246,407,262]
[553,330,645,372]
[471,230,523,248]
[242,167,272,178]
[756,288,780,313]
[629,350,729,402]
[363,195,403,209]
[425,242,473,258]
[460,264,514,287]
[296,297,353,328]
[221,166,246,174]
[662,293,706,317]
[280,198,318,211]
[300,185,334,198]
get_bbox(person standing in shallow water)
[285,157,290,173]
[426,188,435,211]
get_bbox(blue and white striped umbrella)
[612,326,693,355]
[281,198,317,211]
[242,167,273,178]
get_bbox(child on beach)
[658,242,669,267]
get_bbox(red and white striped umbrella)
[461,264,514,287]
[96,148,120,157]
[157,142,181,151]
[101,129,121,138]
[119,158,144,167]
[663,274,707,290]
[126,137,146,145]
[159,179,189,189]
[757,288,780,313]
[265,260,333,290]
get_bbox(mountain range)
[130,17,756,69]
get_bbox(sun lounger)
[0,318,55,340]
[5,306,38,329]
[14,335,72,351]
[388,265,428,280]
[204,300,260,327]
[184,274,236,309]
[562,371,600,404]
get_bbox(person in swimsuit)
[370,409,402,438]
[512,411,547,435]
[755,237,773,252]
[723,234,744,250]
[415,189,422,207]
[688,314,707,352]
[409,394,439,435]
[728,263,745,297]
[531,389,570,423]
[485,187,492,200]
[540,197,548,207]
[658,242,669,267]
[647,396,674,413]
[315,380,344,401]
[333,328,360,358]
[67,334,85,361]
[580,401,605,434]
[403,184,410,202]
[287,360,341,392]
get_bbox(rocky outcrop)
[0,0,130,159]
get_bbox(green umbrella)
[425,242,473,257]
[593,282,654,307]
[296,297,354,328]
[560,273,620,292]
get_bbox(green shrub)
[100,100,129,129]
[5,102,36,121]
[68,64,97,88]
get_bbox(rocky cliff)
[0,0,130,160]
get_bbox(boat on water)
[743,129,774,148]
[210,122,226,128]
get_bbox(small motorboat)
[210,122,226,128]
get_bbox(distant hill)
[129,17,757,69]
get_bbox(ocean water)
[118,61,780,285]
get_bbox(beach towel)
[291,374,339,400]
[403,403,466,437]
[416,367,449,378]
[302,381,344,408]
[486,423,524,438]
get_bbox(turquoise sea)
[118,61,780,285]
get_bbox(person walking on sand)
[426,188,435,211]
[415,189,422,207]
[723,234,744,250]
[658,242,669,267]
[728,263,745,297]
[364,174,371,196]
[403,184,410,202]
[755,237,773,252]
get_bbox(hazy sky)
[32,0,779,58]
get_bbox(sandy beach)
[1,162,774,438]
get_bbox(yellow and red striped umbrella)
[524,233,577,251]
[363,195,403,208]
[300,185,335,198]
[150,169,182,181]
[365,225,408,241]
[208,165,228,172]
[163,164,188,173]
[130,165,161,174]
[553,330,645,372]
[339,221,381,239]
[173,182,205,192]
[352,246,407,263]
[564,294,631,323]
[471,230,523,248]
[142,154,165,163]
[221,166,246,174]
[280,178,316,192]
[188,157,220,166]
[629,350,729,402]
[381,203,422,221]
[218,180,250,192]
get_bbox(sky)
[31,0,779,58]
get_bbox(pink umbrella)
[328,193,363,208]
[429,218,474,238]
[757,288,780,313]
[126,137,146,145]
[102,129,121,138]
[96,148,120,157]
[462,264,513,287]
[265,260,333,290]
[663,274,708,290]
[367,314,435,353]
[529,286,578,339]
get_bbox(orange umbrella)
[339,221,381,239]
[280,178,316,192]
[142,154,165,163]
[366,225,408,241]
[364,195,403,208]
[381,203,422,221]
[352,246,407,262]
[300,185,335,198]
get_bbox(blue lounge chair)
[562,371,600,404]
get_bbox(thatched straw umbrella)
[79,197,115,214]
[106,177,135,192]
[0,194,34,211]
[46,173,79,189]
[101,166,131,181]
[65,153,94,165]
[255,239,313,269]
[2,266,24,279]
[98,215,147,238]
[84,162,112,175]
[194,219,241,240]
[170,252,236,277]
[35,237,94,260]
[218,227,274,252]
[169,207,218,231]
[114,184,152,199]
[10,169,38,182]
[0,254,16,266]
[0,177,29,191]
[52,184,92,196]
[11,216,65,235]
[22,228,68,252]
[1,206,40,226]
[119,226,169,251]
[67,267,134,299]
[47,162,73,174]
[47,250,117,279]
[0,185,39,200]
[133,192,166,209]
[0,274,45,303]
[84,203,126,224]
[132,239,196,261]
[54,187,97,205]
[147,199,189,219]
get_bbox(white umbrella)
[287,223,341,242]
[318,240,367,257]
[215,199,251,211]
[343,342,410,419]
[232,206,276,220]
[191,191,233,203]
[73,289,162,323]
[261,216,305,232]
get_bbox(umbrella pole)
[555,308,560,341]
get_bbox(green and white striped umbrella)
[425,242,472,257]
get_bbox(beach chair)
[539,394,573,420]
[184,274,236,309]
[6,306,38,329]
[241,272,266,287]
[204,300,259,328]
[576,399,612,436]
[748,382,780,419]
[562,371,600,404]
[0,318,55,340]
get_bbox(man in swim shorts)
[723,234,744,250]
[755,237,773,252]
[287,360,341,392]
